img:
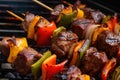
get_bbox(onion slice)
[85,24,100,42]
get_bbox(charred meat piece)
[51,31,78,58]
[13,47,42,75]
[52,65,81,80]
[71,18,94,39]
[82,8,105,23]
[21,12,35,32]
[81,47,108,76]
[0,37,11,56]
[50,4,64,22]
[95,30,120,58]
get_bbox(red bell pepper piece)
[106,15,117,32]
[117,50,120,61]
[101,58,116,80]
[42,54,68,80]
[37,21,56,46]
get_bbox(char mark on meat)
[52,65,81,80]
[95,30,120,58]
[13,47,42,75]
[71,18,94,39]
[0,37,11,57]
[51,31,78,58]
[81,47,108,76]
[21,12,35,32]
[50,4,64,22]
[82,8,105,23]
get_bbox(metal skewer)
[6,10,24,21]
[33,0,53,11]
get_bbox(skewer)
[62,0,73,7]
[33,0,53,11]
[6,10,24,21]
[21,13,25,16]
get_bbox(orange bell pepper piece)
[78,74,90,80]
[76,8,84,19]
[70,40,84,66]
[101,58,116,80]
[92,27,109,44]
[27,16,40,39]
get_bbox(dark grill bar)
[0,0,61,79]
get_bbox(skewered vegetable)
[0,0,120,80]
[42,54,68,80]
[31,50,52,79]
[7,37,28,63]
[101,58,116,80]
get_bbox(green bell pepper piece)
[112,66,120,80]
[76,39,90,66]
[52,26,66,41]
[102,15,111,24]
[58,11,77,28]
[31,50,52,79]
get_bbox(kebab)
[1,0,120,79]
[5,0,85,47]
[0,36,68,80]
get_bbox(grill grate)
[0,0,61,79]
[0,0,120,80]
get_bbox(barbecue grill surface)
[0,0,120,79]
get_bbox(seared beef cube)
[21,12,35,32]
[83,8,105,23]
[71,18,94,39]
[51,31,78,58]
[52,65,81,80]
[50,4,64,22]
[13,47,42,75]
[91,11,105,23]
[0,37,10,56]
[81,47,108,76]
[95,30,120,58]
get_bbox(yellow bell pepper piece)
[7,37,28,63]
[76,8,84,19]
[92,27,109,44]
[78,74,90,80]
[27,16,40,39]
[61,6,73,14]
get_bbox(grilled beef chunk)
[71,18,94,39]
[52,65,81,80]
[81,47,108,76]
[13,47,42,75]
[82,8,105,23]
[50,4,64,22]
[51,31,78,58]
[21,12,35,32]
[95,30,120,58]
[0,37,11,56]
